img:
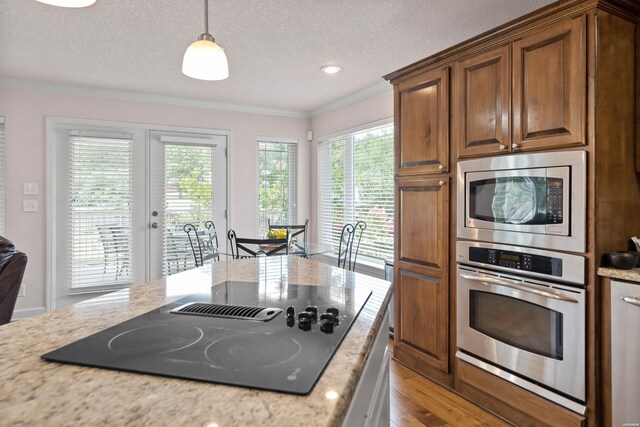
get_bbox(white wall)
[0,84,311,314]
[309,89,394,240]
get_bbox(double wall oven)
[456,151,587,414]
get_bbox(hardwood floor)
[389,341,511,427]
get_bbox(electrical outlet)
[23,200,38,212]
[23,183,39,195]
[18,282,25,297]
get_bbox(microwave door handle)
[622,296,640,307]
[459,273,579,303]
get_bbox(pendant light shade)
[35,0,96,7]
[182,0,229,81]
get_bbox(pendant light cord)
[204,0,209,35]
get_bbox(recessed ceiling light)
[321,65,343,75]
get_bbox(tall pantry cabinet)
[385,0,640,425]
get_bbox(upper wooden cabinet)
[455,45,511,157]
[456,16,586,157]
[395,67,449,175]
[513,16,586,151]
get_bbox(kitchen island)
[0,256,392,426]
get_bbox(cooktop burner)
[42,281,371,395]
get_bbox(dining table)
[217,242,333,258]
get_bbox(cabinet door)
[513,17,586,151]
[396,67,449,175]
[396,177,448,276]
[456,45,511,158]
[394,177,449,373]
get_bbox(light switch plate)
[23,200,38,212]
[23,183,39,195]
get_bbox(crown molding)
[309,80,392,118]
[0,77,310,119]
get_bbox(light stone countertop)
[0,256,392,427]
[598,267,640,283]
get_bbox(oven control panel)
[457,241,585,285]
[470,246,562,276]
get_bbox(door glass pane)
[69,136,133,290]
[469,290,563,359]
[163,144,214,275]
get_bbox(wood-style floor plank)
[389,341,511,427]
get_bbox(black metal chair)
[268,218,309,255]
[184,222,220,268]
[337,220,366,271]
[227,229,289,259]
[97,224,128,278]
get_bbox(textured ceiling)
[0,0,555,114]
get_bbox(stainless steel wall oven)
[456,241,586,414]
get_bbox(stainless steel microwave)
[457,151,586,252]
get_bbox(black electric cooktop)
[42,281,371,395]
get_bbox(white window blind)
[257,140,298,235]
[162,143,215,275]
[68,134,133,291]
[318,123,394,260]
[0,117,5,235]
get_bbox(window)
[257,139,297,235]
[0,117,4,235]
[68,133,133,291]
[318,123,394,260]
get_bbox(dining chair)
[337,221,367,271]
[268,218,309,255]
[227,229,289,259]
[97,224,128,278]
[184,222,220,268]
[0,236,28,325]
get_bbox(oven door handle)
[622,296,640,307]
[459,273,579,303]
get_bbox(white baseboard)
[12,307,46,320]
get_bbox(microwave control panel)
[469,247,563,277]
[546,179,564,224]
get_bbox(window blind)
[318,124,394,260]
[68,135,133,291]
[0,118,5,235]
[257,141,298,235]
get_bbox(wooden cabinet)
[456,17,586,158]
[513,16,586,151]
[394,177,449,374]
[395,67,449,175]
[455,45,511,157]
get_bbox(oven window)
[469,290,563,360]
[469,177,553,225]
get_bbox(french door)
[148,130,227,280]
[51,120,227,309]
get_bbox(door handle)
[151,222,158,229]
[622,296,640,307]
[459,273,579,303]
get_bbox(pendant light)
[182,0,229,81]
[35,0,96,7]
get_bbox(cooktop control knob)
[286,316,295,328]
[298,311,311,321]
[286,306,295,318]
[326,307,340,325]
[298,317,312,331]
[305,306,318,321]
[319,313,334,334]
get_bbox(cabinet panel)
[395,268,448,372]
[513,17,585,151]
[397,177,448,274]
[456,45,511,157]
[396,67,449,175]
